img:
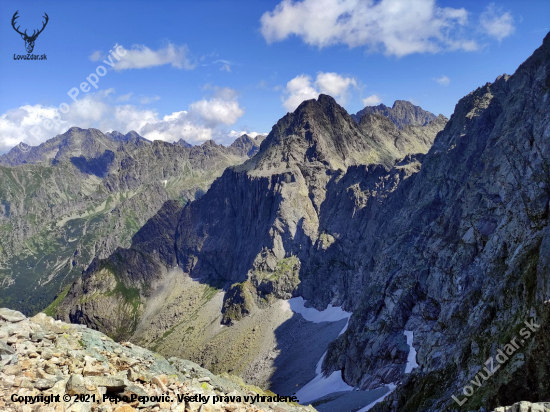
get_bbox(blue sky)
[0,0,548,152]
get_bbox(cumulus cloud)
[261,0,481,57]
[113,43,196,71]
[0,106,60,153]
[190,99,244,127]
[316,72,357,98]
[0,88,245,153]
[479,3,515,41]
[282,72,357,111]
[434,75,450,85]
[228,130,266,139]
[283,75,320,111]
[139,112,215,143]
[362,94,382,106]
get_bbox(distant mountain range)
[0,128,264,313]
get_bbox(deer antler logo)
[11,11,49,54]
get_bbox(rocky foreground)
[491,402,550,412]
[0,308,315,412]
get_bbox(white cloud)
[362,94,382,106]
[139,95,160,104]
[283,75,320,111]
[214,60,232,72]
[282,72,357,111]
[190,99,245,127]
[0,106,59,152]
[434,75,450,85]
[89,51,104,62]
[480,3,515,41]
[260,0,479,57]
[116,92,133,102]
[228,130,266,139]
[316,72,357,99]
[139,112,215,143]
[113,43,196,71]
[0,88,245,153]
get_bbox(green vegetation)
[104,272,142,316]
[272,256,300,279]
[44,284,72,317]
[221,281,256,325]
[201,284,220,302]
[251,255,301,300]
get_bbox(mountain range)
[2,32,549,412]
[0,129,264,313]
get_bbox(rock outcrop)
[0,308,315,412]
[492,402,550,412]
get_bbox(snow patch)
[288,297,351,323]
[161,179,168,187]
[315,352,326,375]
[288,297,353,403]
[404,330,418,373]
[356,383,397,412]
[295,369,354,403]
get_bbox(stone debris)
[0,309,315,412]
[492,402,550,412]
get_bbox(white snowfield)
[288,297,352,323]
[287,297,396,410]
[404,330,419,373]
[291,297,353,403]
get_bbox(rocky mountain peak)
[246,94,380,174]
[175,138,192,148]
[352,99,438,129]
[229,134,264,157]
[105,130,125,141]
[0,127,117,166]
[247,94,442,176]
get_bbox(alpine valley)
[2,31,550,412]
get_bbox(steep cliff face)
[323,33,550,411]
[172,96,446,314]
[165,94,445,309]
[0,130,251,314]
